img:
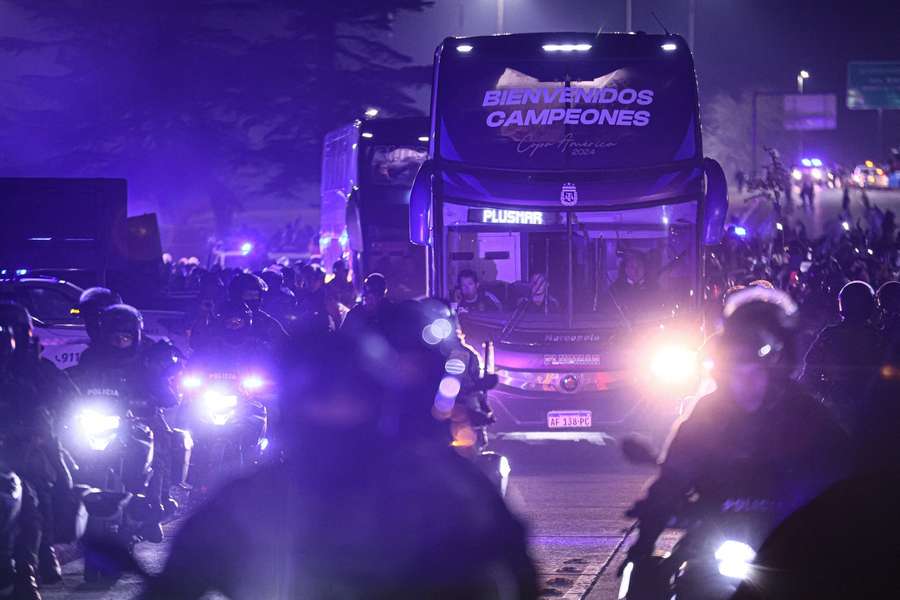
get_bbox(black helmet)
[876,281,900,317]
[228,273,267,311]
[98,304,143,352]
[0,302,34,354]
[78,287,123,342]
[260,269,284,291]
[720,287,798,370]
[303,264,326,287]
[277,331,390,434]
[838,280,875,322]
[363,273,387,298]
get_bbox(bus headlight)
[715,540,756,579]
[649,345,698,383]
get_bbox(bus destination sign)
[468,208,559,225]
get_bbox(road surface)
[40,441,659,600]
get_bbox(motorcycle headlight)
[203,389,238,426]
[180,373,204,391]
[241,374,265,392]
[76,409,121,451]
[715,540,756,580]
[649,345,698,384]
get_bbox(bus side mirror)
[703,157,729,245]
[345,188,364,253]
[409,160,433,246]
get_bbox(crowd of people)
[3,201,900,598]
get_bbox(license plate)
[547,410,592,429]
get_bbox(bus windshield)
[436,52,698,170]
[445,202,697,325]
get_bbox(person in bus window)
[453,269,502,313]
[609,251,657,314]
[522,273,560,314]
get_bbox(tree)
[0,0,433,236]
[702,90,791,182]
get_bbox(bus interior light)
[542,43,591,52]
[660,42,678,52]
[456,44,473,53]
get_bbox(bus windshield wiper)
[499,298,530,343]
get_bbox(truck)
[408,33,728,443]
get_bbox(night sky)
[0,0,896,243]
[391,0,899,164]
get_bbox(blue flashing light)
[338,230,349,247]
[734,226,748,237]
[15,269,28,276]
[801,158,812,167]
[240,242,253,256]
[810,158,823,167]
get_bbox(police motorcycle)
[617,439,788,600]
[418,300,512,497]
[64,305,191,582]
[176,302,269,499]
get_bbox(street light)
[797,70,810,94]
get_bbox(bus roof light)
[542,43,591,52]
[418,136,429,142]
[661,42,678,52]
[456,44,473,53]
[361,132,374,139]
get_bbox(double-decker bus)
[320,117,429,299]
[409,33,728,442]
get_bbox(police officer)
[77,287,122,343]
[623,289,849,573]
[259,268,296,326]
[341,273,391,334]
[227,273,288,344]
[800,280,884,435]
[193,300,275,364]
[70,305,182,542]
[0,304,78,596]
[139,331,537,600]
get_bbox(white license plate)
[547,410,592,429]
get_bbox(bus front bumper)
[486,383,683,441]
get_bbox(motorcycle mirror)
[620,435,660,466]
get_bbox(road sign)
[847,62,900,110]
[783,94,837,130]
